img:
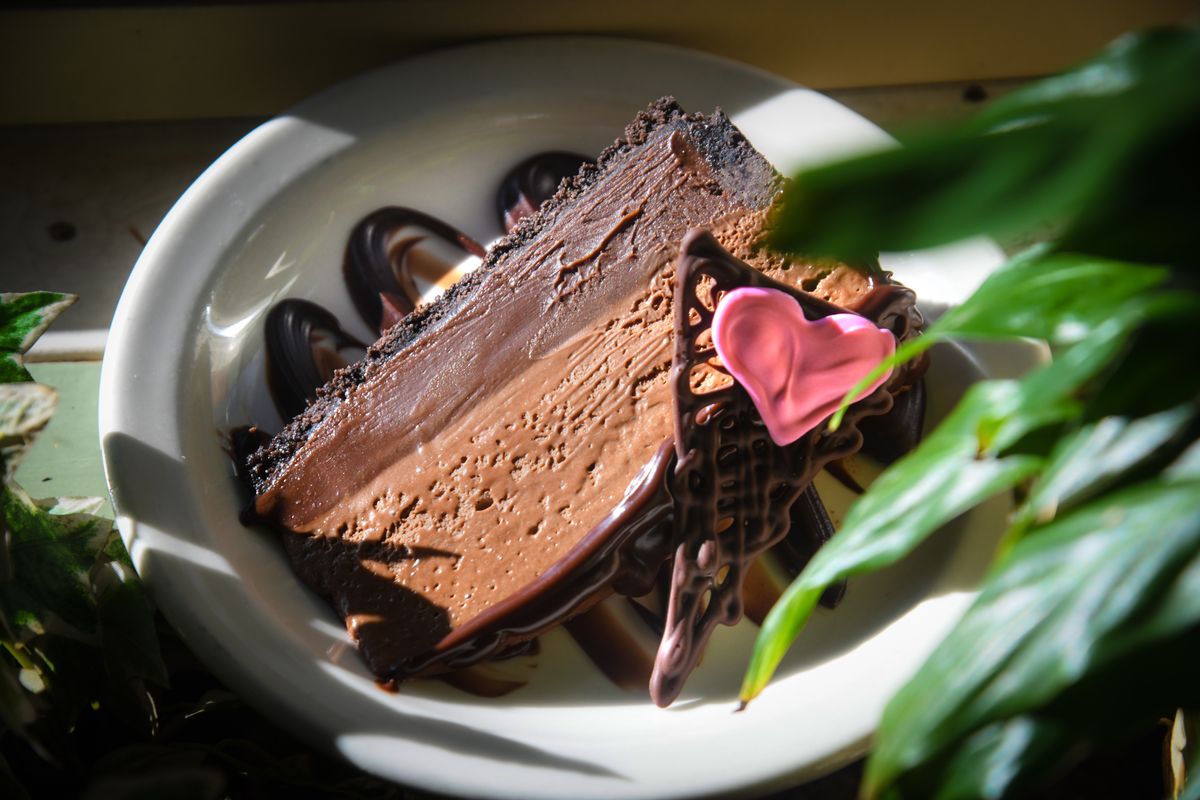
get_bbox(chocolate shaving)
[651,230,922,706]
[859,379,927,464]
[787,484,847,609]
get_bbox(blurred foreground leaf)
[1,290,404,798]
[744,23,1200,800]
[865,474,1200,799]
[3,487,116,633]
[0,384,58,483]
[766,28,1200,266]
[830,249,1176,430]
[741,255,1199,703]
[0,290,168,787]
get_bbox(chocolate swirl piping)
[497,151,593,233]
[343,207,486,335]
[264,299,368,420]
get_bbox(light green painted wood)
[13,362,110,514]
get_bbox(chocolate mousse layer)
[243,98,891,682]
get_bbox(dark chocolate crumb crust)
[244,97,782,495]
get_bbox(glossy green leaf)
[0,292,76,384]
[929,251,1168,345]
[741,380,1040,703]
[743,23,1200,800]
[766,28,1200,266]
[1011,403,1198,536]
[1056,114,1200,268]
[1168,440,1200,483]
[910,716,1063,800]
[863,478,1200,799]
[828,251,1186,431]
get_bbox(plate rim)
[99,34,1008,800]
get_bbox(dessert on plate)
[239,98,926,707]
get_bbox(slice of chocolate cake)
[243,98,920,699]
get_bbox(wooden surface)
[14,362,109,513]
[1,1,1194,124]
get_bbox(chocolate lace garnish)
[651,230,922,706]
[264,299,368,419]
[343,207,486,335]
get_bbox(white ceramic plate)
[100,37,1013,800]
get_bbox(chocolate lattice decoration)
[649,230,920,707]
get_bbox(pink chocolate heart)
[711,287,895,446]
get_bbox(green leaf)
[0,292,76,384]
[92,557,168,733]
[766,28,1200,267]
[1168,440,1200,483]
[913,716,1065,800]
[828,251,1191,432]
[741,380,1042,704]
[746,23,1200,800]
[929,251,1168,346]
[92,559,165,685]
[863,478,1200,799]
[2,485,113,633]
[0,382,58,482]
[1012,403,1198,536]
[1057,114,1200,268]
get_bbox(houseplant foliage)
[0,292,166,788]
[0,295,404,799]
[742,26,1200,800]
